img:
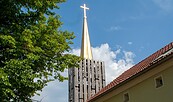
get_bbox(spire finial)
[80,4,89,18]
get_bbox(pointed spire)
[80,4,93,60]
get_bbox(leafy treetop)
[0,0,80,101]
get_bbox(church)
[88,42,173,102]
[69,3,173,102]
[68,4,106,102]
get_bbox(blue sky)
[58,0,173,62]
[33,0,173,101]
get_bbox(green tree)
[0,0,80,101]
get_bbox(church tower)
[68,4,106,102]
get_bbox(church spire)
[80,4,93,60]
[68,4,106,102]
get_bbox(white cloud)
[71,43,135,83]
[153,0,173,12]
[33,43,135,101]
[92,44,134,83]
[128,42,133,45]
[108,26,122,31]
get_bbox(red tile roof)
[88,42,173,102]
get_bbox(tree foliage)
[0,0,80,101]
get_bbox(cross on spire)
[80,4,89,18]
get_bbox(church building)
[88,42,173,102]
[68,3,173,102]
[68,4,106,102]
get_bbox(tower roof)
[80,4,93,60]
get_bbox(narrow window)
[124,93,129,102]
[155,76,163,88]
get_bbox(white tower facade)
[68,4,106,102]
